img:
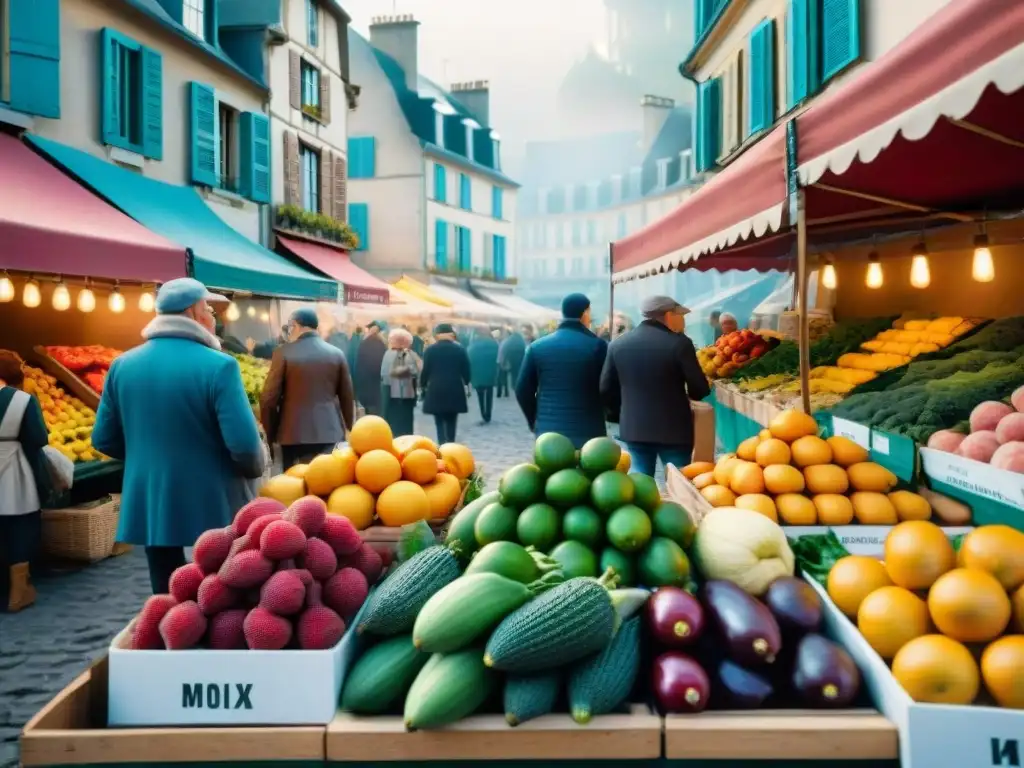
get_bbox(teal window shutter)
[822,0,860,81]
[492,186,503,219]
[494,235,506,279]
[435,220,448,268]
[8,0,61,118]
[695,78,723,173]
[459,173,471,210]
[349,203,369,250]
[787,0,820,109]
[141,47,163,160]
[434,163,447,202]
[747,19,775,136]
[347,137,376,178]
[462,227,472,271]
[189,81,218,187]
[239,112,271,203]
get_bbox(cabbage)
[692,507,795,596]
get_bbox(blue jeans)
[434,414,458,444]
[624,442,692,481]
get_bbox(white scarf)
[142,315,222,350]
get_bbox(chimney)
[641,94,675,153]
[451,80,490,125]
[369,15,420,91]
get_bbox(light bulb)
[972,235,995,282]
[865,254,883,289]
[0,273,14,303]
[247,306,257,318]
[226,302,241,322]
[77,287,96,312]
[259,311,271,323]
[139,291,155,312]
[23,279,41,308]
[52,281,71,311]
[822,263,837,290]
[109,287,125,313]
[910,254,930,289]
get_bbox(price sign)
[832,418,870,449]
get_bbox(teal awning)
[26,135,337,301]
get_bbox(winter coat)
[92,315,264,547]
[499,332,527,374]
[353,333,386,409]
[420,339,471,416]
[515,320,608,448]
[380,348,422,400]
[468,336,500,388]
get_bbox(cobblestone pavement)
[0,394,536,767]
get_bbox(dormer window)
[680,149,693,182]
[657,158,670,189]
[464,119,479,163]
[183,0,206,40]
[491,130,501,171]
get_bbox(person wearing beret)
[419,323,471,444]
[354,320,387,416]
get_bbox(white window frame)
[183,0,205,40]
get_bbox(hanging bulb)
[972,233,995,283]
[247,306,257,318]
[0,272,14,303]
[865,253,883,289]
[822,262,837,290]
[226,302,241,322]
[909,242,930,289]
[77,284,96,312]
[109,286,126,313]
[23,279,41,308]
[52,280,71,311]
[139,291,155,313]
[259,311,271,323]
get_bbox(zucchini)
[341,634,428,714]
[414,571,562,654]
[568,616,641,724]
[484,569,620,673]
[357,545,461,636]
[465,542,562,583]
[404,646,497,730]
[445,490,500,557]
[504,671,561,726]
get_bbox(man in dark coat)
[497,327,526,398]
[515,293,607,449]
[601,295,710,479]
[420,323,471,444]
[412,326,428,357]
[353,321,386,415]
[468,330,500,424]
[261,308,356,469]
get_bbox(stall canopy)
[426,280,521,320]
[1,134,185,282]
[25,135,337,301]
[473,287,560,322]
[612,125,789,282]
[276,236,390,306]
[392,276,453,307]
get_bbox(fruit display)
[45,344,122,395]
[680,408,938,526]
[21,363,106,463]
[130,494,379,650]
[816,520,1024,708]
[697,329,782,380]
[230,353,270,407]
[259,415,474,531]
[924,389,1024,473]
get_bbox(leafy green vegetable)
[789,531,851,587]
[397,520,437,562]
[463,473,485,506]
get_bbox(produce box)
[830,417,918,483]
[326,704,661,762]
[921,447,1024,531]
[21,655,325,766]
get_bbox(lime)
[605,504,652,553]
[652,501,696,549]
[579,437,622,477]
[516,503,560,550]
[562,506,603,548]
[590,471,635,515]
[630,472,661,512]
[533,432,577,474]
[498,463,544,509]
[544,468,591,508]
[600,547,637,586]
[549,540,598,579]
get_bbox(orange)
[701,485,736,508]
[734,493,778,522]
[393,434,440,460]
[713,457,743,487]
[826,435,869,467]
[736,436,761,462]
[790,435,833,467]
[888,490,932,522]
[803,465,849,495]
[981,635,1024,709]
[763,464,805,495]
[616,451,632,473]
[692,471,716,490]
[758,429,773,441]
[401,448,439,485]
[1012,583,1024,633]
[851,492,898,525]
[304,452,356,497]
[927,568,1011,643]
[775,493,817,525]
[355,449,402,493]
[754,438,791,467]
[682,461,714,479]
[958,524,1024,591]
[729,462,765,495]
[259,474,306,507]
[439,443,475,480]
[285,463,309,479]
[422,473,463,519]
[349,415,394,456]
[883,520,955,590]
[857,586,931,659]
[813,494,855,526]
[892,635,979,705]
[376,480,430,527]
[768,409,818,443]
[828,555,893,618]
[326,483,375,530]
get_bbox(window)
[3,0,60,117]
[300,143,319,213]
[483,234,494,274]
[218,102,238,192]
[571,257,583,275]
[553,259,565,277]
[455,225,471,271]
[102,29,162,159]
[183,0,206,40]
[459,173,471,210]
[491,186,503,219]
[112,41,141,146]
[301,60,320,116]
[433,163,447,202]
[435,220,448,268]
[307,0,319,47]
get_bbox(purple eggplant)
[764,577,823,635]
[646,587,705,647]
[652,652,710,714]
[702,580,782,667]
[792,633,861,708]
[714,659,774,709]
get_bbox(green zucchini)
[484,568,620,673]
[413,571,562,654]
[444,490,500,557]
[464,542,562,583]
[340,635,428,714]
[568,616,641,724]
[357,545,461,636]
[404,646,497,730]
[504,671,562,726]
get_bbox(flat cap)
[641,295,690,318]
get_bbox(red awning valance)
[277,235,390,305]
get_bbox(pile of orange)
[259,415,475,530]
[827,520,1024,707]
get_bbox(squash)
[404,646,498,729]
[504,671,562,726]
[568,616,641,724]
[691,507,795,595]
[357,545,462,636]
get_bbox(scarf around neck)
[142,315,222,351]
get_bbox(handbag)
[390,350,414,379]
[41,445,74,493]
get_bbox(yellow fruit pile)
[827,521,1024,708]
[258,415,474,531]
[681,408,933,526]
[22,365,105,463]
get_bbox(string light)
[52,279,71,311]
[972,233,995,283]
[247,306,257,318]
[77,282,96,312]
[23,278,41,308]
[865,252,883,289]
[822,261,837,290]
[139,291,155,312]
[0,272,14,303]
[909,241,930,289]
[259,311,270,323]
[109,285,126,313]
[226,302,241,322]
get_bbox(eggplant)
[764,577,823,635]
[702,580,782,667]
[646,587,705,647]
[792,633,861,708]
[652,652,710,714]
[713,659,774,710]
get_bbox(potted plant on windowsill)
[275,203,303,230]
[301,103,322,121]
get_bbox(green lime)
[498,463,544,509]
[629,472,661,512]
[638,537,690,587]
[549,540,598,579]
[605,504,652,554]
[516,503,560,550]
[600,547,637,586]
[590,471,635,515]
[579,437,622,477]
[473,502,518,546]
[652,501,696,549]
[533,433,577,474]
[562,506,603,548]
[544,468,591,508]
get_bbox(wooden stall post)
[796,188,811,414]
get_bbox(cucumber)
[568,616,641,724]
[504,671,562,726]
[413,571,562,654]
[465,542,562,583]
[484,569,620,673]
[341,635,428,714]
[404,646,497,730]
[445,490,500,557]
[357,545,461,636]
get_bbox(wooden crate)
[29,346,101,410]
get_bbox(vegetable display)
[230,352,270,407]
[21,362,107,463]
[926,389,1024,473]
[697,329,782,380]
[46,344,122,394]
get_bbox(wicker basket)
[41,494,121,563]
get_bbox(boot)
[7,563,37,612]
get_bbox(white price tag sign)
[921,447,1024,512]
[832,418,870,449]
[872,432,890,455]
[905,703,1024,768]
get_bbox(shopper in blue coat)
[515,293,608,448]
[92,279,265,595]
[468,330,500,424]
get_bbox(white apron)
[0,388,41,516]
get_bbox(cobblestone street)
[0,395,536,767]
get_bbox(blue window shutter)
[205,0,220,47]
[495,235,506,279]
[349,203,369,250]
[141,47,163,160]
[822,0,860,81]
[459,173,471,210]
[347,137,376,178]
[696,77,723,172]
[748,19,775,136]
[100,29,124,149]
[787,0,820,108]
[189,81,218,186]
[362,138,376,177]
[239,112,271,203]
[435,220,448,268]
[8,0,61,118]
[492,186,503,219]
[434,163,447,202]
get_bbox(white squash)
[692,507,795,596]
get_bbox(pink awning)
[0,134,185,281]
[612,125,788,281]
[277,235,390,305]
